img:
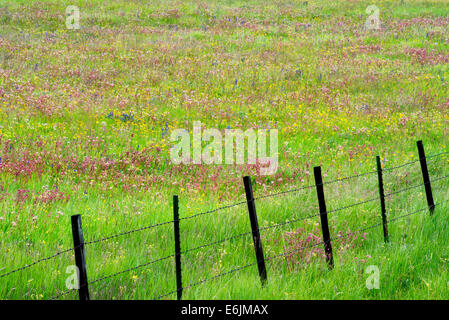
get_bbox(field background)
[1,0,449,299]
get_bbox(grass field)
[1,0,449,300]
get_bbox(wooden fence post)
[376,156,389,243]
[173,195,183,300]
[417,140,435,215]
[71,214,90,300]
[313,166,334,270]
[243,176,267,285]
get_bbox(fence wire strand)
[7,171,448,282]
[0,247,73,279]
[427,151,449,160]
[42,153,449,254]
[153,200,448,300]
[384,174,448,199]
[383,151,449,173]
[181,231,252,255]
[260,212,320,232]
[83,220,175,247]
[50,254,175,300]
[50,197,449,300]
[253,184,315,201]
[6,150,449,299]
[383,159,419,172]
[180,201,246,221]
[322,169,378,186]
[326,196,380,214]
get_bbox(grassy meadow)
[1,0,449,299]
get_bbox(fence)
[1,140,449,300]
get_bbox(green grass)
[1,0,449,299]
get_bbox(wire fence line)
[51,253,176,300]
[52,231,257,300]
[259,212,321,232]
[257,174,447,232]
[4,168,448,274]
[0,204,247,280]
[2,146,449,299]
[59,188,447,300]
[254,151,449,201]
[385,181,426,198]
[254,184,315,201]
[322,169,379,186]
[84,219,175,246]
[256,168,380,198]
[429,174,449,184]
[0,247,73,279]
[0,220,176,279]
[384,174,449,199]
[181,231,253,255]
[426,150,449,161]
[382,150,449,173]
[382,158,419,172]
[56,197,449,301]
[326,195,380,215]
[154,200,446,300]
[180,201,247,221]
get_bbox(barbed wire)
[384,181,425,198]
[254,150,448,201]
[181,231,253,255]
[0,219,180,280]
[83,194,389,297]
[383,151,449,172]
[384,174,448,199]
[0,247,73,279]
[6,150,449,297]
[153,259,261,300]
[63,202,248,253]
[49,287,77,300]
[389,199,449,223]
[258,195,379,231]
[52,198,449,300]
[427,151,449,160]
[180,201,246,222]
[79,169,449,247]
[55,202,248,251]
[260,212,320,232]
[153,220,378,300]
[253,184,315,201]
[83,220,175,247]
[154,239,325,300]
[155,221,381,299]
[154,200,449,300]
[59,153,449,251]
[429,174,449,184]
[322,169,378,186]
[7,171,448,281]
[50,254,175,300]
[382,159,419,172]
[388,205,429,223]
[252,169,377,201]
[51,232,254,300]
[252,169,386,203]
[326,196,380,214]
